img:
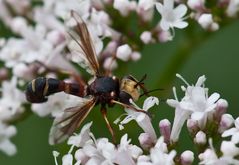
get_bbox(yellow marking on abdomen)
[43,79,49,96]
[32,79,36,92]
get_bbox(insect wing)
[49,98,96,145]
[67,10,100,76]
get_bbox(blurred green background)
[0,18,239,165]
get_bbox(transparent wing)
[49,98,96,145]
[67,10,100,76]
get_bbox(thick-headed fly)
[25,11,150,144]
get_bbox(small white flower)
[0,122,17,156]
[167,74,220,142]
[222,117,239,144]
[115,134,139,165]
[221,141,239,157]
[84,137,117,165]
[53,0,91,19]
[149,137,176,165]
[199,139,239,164]
[67,122,93,147]
[115,97,159,142]
[90,8,112,37]
[0,77,25,121]
[155,0,188,31]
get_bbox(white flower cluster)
[53,122,177,165]
[0,0,238,160]
[166,74,239,164]
[187,0,239,31]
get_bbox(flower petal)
[222,128,238,137]
[173,4,188,19]
[195,75,206,87]
[160,19,170,31]
[170,108,191,142]
[235,117,239,129]
[231,133,239,144]
[207,93,220,105]
[191,112,204,120]
[0,139,17,156]
[173,21,188,29]
[166,99,179,107]
[143,96,159,111]
[155,2,164,14]
[164,0,174,10]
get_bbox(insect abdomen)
[26,77,85,103]
[25,77,63,103]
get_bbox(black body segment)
[46,78,63,95]
[25,77,62,103]
[89,77,119,94]
[119,91,132,105]
[88,77,120,104]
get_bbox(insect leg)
[111,100,152,119]
[100,106,116,144]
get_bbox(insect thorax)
[88,76,120,104]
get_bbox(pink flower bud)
[10,17,28,34]
[159,119,171,144]
[218,114,234,133]
[140,31,152,44]
[214,99,228,122]
[198,14,219,31]
[116,44,132,61]
[158,30,173,43]
[103,57,118,70]
[180,150,194,165]
[187,0,205,10]
[131,51,141,61]
[138,133,155,150]
[0,68,9,81]
[194,131,206,145]
[187,119,199,134]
